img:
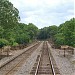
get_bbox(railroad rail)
[30,41,60,75]
[0,42,41,75]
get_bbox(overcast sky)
[9,0,74,29]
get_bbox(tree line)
[37,18,75,47]
[0,0,38,48]
[0,0,75,48]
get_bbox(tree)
[37,27,48,40]
[37,25,58,40]
[0,0,20,29]
[54,18,75,47]
[47,25,58,39]
[27,23,38,39]
[0,0,40,48]
[54,33,65,45]
[72,32,75,47]
[0,38,9,48]
[12,23,30,44]
[62,18,75,46]
[0,26,4,38]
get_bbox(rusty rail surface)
[48,44,56,75]
[30,41,57,75]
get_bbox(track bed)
[30,41,60,75]
[0,42,41,75]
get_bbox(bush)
[8,38,15,45]
[54,33,65,45]
[0,39,9,48]
[16,34,30,44]
[12,42,18,46]
[73,44,75,47]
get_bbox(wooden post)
[7,46,11,57]
[64,48,65,57]
[7,49,9,57]
[72,49,74,54]
[0,48,2,59]
[59,50,60,55]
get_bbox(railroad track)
[0,42,41,75]
[30,41,60,75]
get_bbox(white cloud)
[9,0,74,29]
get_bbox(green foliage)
[37,18,75,47]
[12,42,18,46]
[37,25,58,40]
[0,0,74,48]
[8,37,15,45]
[54,33,65,45]
[72,32,75,47]
[0,0,20,29]
[54,18,75,46]
[0,38,9,48]
[0,26,4,38]
[16,33,30,44]
[0,0,38,47]
[37,27,48,40]
[10,23,38,44]
[27,23,38,39]
[47,25,58,38]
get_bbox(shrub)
[0,39,9,48]
[12,42,18,46]
[73,44,75,47]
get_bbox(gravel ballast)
[14,42,43,75]
[47,42,75,75]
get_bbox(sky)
[9,0,74,29]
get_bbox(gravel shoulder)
[0,43,38,68]
[48,43,75,75]
[14,42,43,75]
